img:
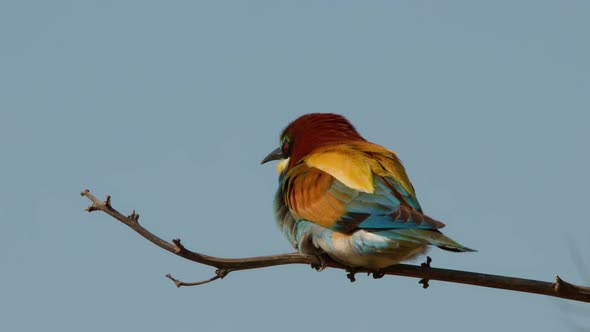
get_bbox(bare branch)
[166,269,230,288]
[81,189,590,303]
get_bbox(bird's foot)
[347,268,384,281]
[346,267,360,283]
[419,256,432,289]
[309,254,327,272]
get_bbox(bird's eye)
[282,141,290,155]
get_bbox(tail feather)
[375,229,476,253]
[437,243,477,253]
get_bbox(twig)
[81,189,590,303]
[166,269,231,287]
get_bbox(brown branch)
[81,189,590,303]
[166,269,230,287]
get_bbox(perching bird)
[261,113,474,270]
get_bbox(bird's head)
[261,113,365,173]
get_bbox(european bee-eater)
[262,113,474,270]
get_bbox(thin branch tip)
[172,239,186,253]
[128,210,140,222]
[555,274,563,291]
[419,278,430,289]
[165,274,183,288]
[104,195,112,208]
[166,272,225,287]
[419,256,432,288]
[421,256,432,268]
[554,275,573,293]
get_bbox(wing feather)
[282,143,445,233]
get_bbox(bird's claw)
[346,268,359,282]
[310,254,327,272]
[372,271,385,279]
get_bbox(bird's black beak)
[261,147,283,164]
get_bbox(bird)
[261,113,474,271]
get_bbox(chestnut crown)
[261,113,365,168]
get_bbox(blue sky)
[1,1,589,331]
